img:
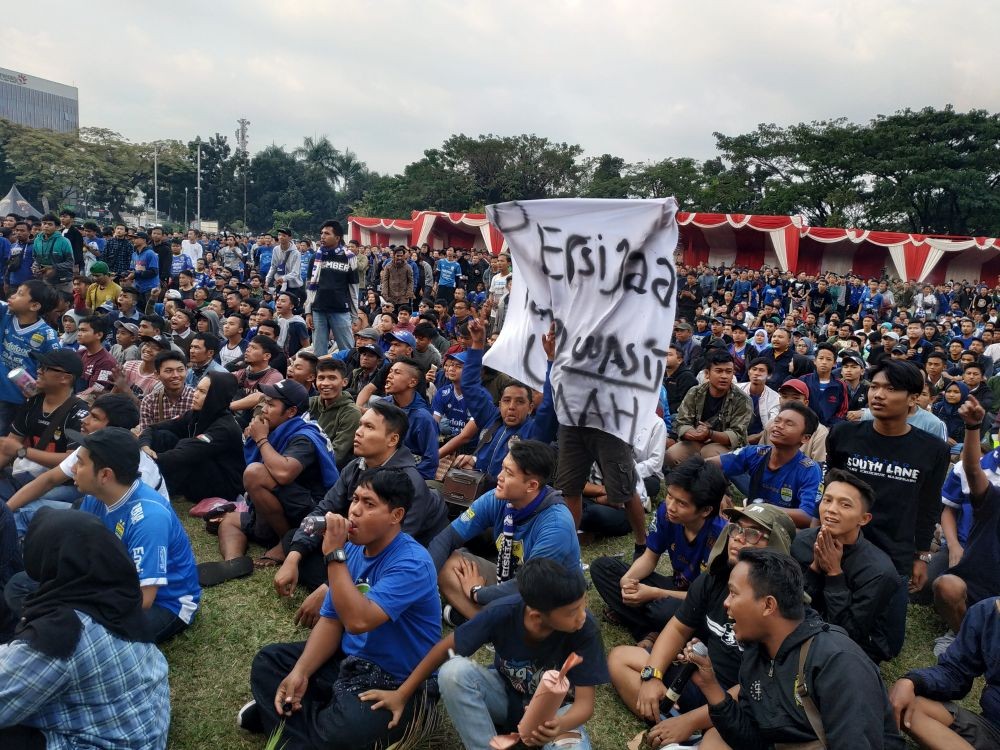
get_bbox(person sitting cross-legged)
[428,439,579,628]
[591,456,727,651]
[687,548,905,749]
[201,379,339,586]
[240,468,441,750]
[0,508,170,750]
[790,468,899,663]
[360,558,610,750]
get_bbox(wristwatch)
[639,665,664,682]
[916,553,933,564]
[324,548,347,565]
[16,447,27,460]
[469,584,483,603]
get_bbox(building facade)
[0,67,79,133]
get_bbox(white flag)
[484,198,679,447]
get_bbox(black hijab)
[192,370,239,434]
[15,508,151,658]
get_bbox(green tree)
[272,208,312,234]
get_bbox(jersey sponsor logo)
[460,508,475,522]
[158,546,167,574]
[131,546,144,574]
[130,503,145,524]
[115,519,125,538]
[30,333,44,347]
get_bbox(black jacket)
[708,618,905,750]
[791,527,899,662]
[288,448,448,554]
[663,364,698,419]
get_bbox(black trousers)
[590,556,683,639]
[147,429,240,502]
[249,642,425,750]
[0,726,45,749]
[280,530,328,592]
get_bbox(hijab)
[750,328,771,354]
[192,370,239,434]
[933,381,970,441]
[15,508,150,658]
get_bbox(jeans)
[439,656,591,749]
[0,471,82,538]
[312,311,354,356]
[5,571,186,644]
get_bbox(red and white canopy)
[348,217,414,248]
[348,212,508,254]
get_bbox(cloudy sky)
[6,1,999,175]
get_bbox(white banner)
[484,198,679,447]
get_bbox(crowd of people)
[0,209,996,750]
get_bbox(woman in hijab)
[932,380,969,454]
[0,508,169,750]
[138,371,244,502]
[749,328,771,356]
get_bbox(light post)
[185,187,188,228]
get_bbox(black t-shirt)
[283,434,325,502]
[11,395,88,454]
[949,484,1000,601]
[826,421,949,574]
[454,595,609,728]
[807,290,833,315]
[674,569,742,688]
[701,392,726,426]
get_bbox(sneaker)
[236,700,264,733]
[442,604,468,628]
[933,630,956,659]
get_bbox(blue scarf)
[244,415,340,487]
[497,486,551,584]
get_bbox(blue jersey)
[194,271,212,288]
[256,245,274,277]
[762,284,782,306]
[131,248,160,293]
[79,480,201,623]
[431,382,472,439]
[170,253,193,277]
[319,532,440,680]
[646,508,726,590]
[939,449,1000,545]
[720,445,822,517]
[436,259,461,288]
[0,301,60,406]
[6,243,34,286]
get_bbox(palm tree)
[293,136,341,189]
[333,148,366,193]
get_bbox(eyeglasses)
[38,366,68,375]
[729,523,769,545]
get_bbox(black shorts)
[554,425,637,504]
[944,702,1000,749]
[240,483,317,546]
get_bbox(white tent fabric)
[0,185,41,218]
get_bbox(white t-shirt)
[489,272,510,306]
[59,447,169,500]
[219,342,244,368]
[181,240,204,266]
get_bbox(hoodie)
[196,308,221,339]
[382,392,440,480]
[308,392,361,469]
[709,618,905,750]
[289,448,449,553]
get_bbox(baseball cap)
[358,344,383,357]
[139,334,171,349]
[445,351,468,364]
[89,261,110,275]
[840,351,865,367]
[731,322,747,333]
[892,344,909,355]
[164,289,182,300]
[134,231,149,241]
[722,503,796,554]
[387,330,416,348]
[882,331,900,341]
[356,327,379,341]
[777,378,809,398]
[31,349,84,378]
[64,426,140,482]
[259,379,309,412]
[114,320,140,335]
[674,322,693,331]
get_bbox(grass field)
[163,501,982,749]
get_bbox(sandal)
[636,632,659,653]
[602,606,625,626]
[253,554,284,569]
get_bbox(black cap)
[259,379,309,412]
[358,344,382,357]
[31,349,84,378]
[64,426,140,481]
[140,334,171,349]
[134,231,149,241]
[892,344,909,354]
[731,322,747,333]
[840,351,865,367]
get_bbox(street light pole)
[196,141,202,230]
[153,147,158,224]
[185,187,189,228]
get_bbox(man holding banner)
[485,198,680,559]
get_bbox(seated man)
[275,401,448,625]
[791,468,899,663]
[665,350,752,467]
[183,331,227,387]
[428,439,579,627]
[760,378,829,464]
[204,379,339,586]
[738,357,781,444]
[360,558,609,750]
[890,595,1000,750]
[138,350,194,431]
[6,394,169,535]
[688,548,904,749]
[0,349,88,536]
[76,315,119,397]
[309,358,362,469]
[607,504,795,750]
[241,468,441,750]
[926,395,1000,657]
[591,456,727,649]
[0,508,169,749]
[3,428,201,643]
[378,357,439,480]
[712,401,823,528]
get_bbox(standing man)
[58,209,84,271]
[267,229,303,301]
[181,229,203,267]
[305,221,358,356]
[103,224,135,280]
[826,358,950,659]
[149,227,173,290]
[31,214,74,292]
[434,247,461,305]
[380,248,414,308]
[127,232,160,306]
